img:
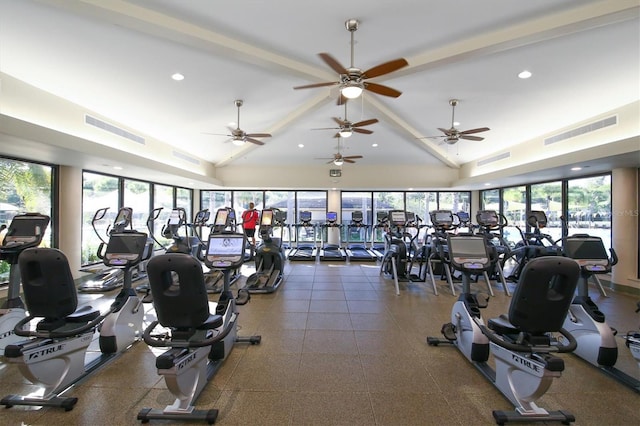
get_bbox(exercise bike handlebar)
[476,319,578,354]
[13,309,108,340]
[142,317,231,349]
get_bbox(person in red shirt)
[241,202,259,246]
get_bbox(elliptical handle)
[609,247,618,266]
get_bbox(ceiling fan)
[316,137,363,166]
[206,100,271,146]
[312,104,378,138]
[293,19,408,102]
[423,99,490,145]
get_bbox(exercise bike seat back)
[499,256,580,336]
[18,248,99,331]
[146,253,223,334]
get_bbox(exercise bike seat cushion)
[66,305,101,323]
[488,314,519,335]
[197,314,224,330]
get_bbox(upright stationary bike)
[0,213,50,356]
[428,233,580,424]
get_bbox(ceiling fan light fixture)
[334,158,344,166]
[341,81,363,99]
[232,138,245,146]
[339,129,353,138]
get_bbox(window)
[82,172,119,265]
[124,179,151,232]
[568,175,611,249]
[1,157,54,281]
[406,192,436,226]
[153,184,175,248]
[531,181,562,242]
[480,189,500,212]
[176,187,193,224]
[201,190,232,224]
[341,192,372,242]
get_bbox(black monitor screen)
[207,235,244,257]
[564,238,608,260]
[351,211,363,221]
[326,211,337,222]
[528,211,547,227]
[106,232,147,257]
[456,211,469,222]
[7,215,49,238]
[390,210,406,224]
[376,211,387,222]
[448,236,488,259]
[432,211,452,225]
[214,209,229,226]
[300,211,312,222]
[477,210,498,226]
[274,210,286,223]
[195,210,210,223]
[406,212,415,222]
[261,210,273,226]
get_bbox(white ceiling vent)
[477,151,510,167]
[544,116,617,146]
[173,150,200,165]
[85,115,145,145]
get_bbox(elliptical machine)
[561,234,640,393]
[428,233,580,424]
[137,231,261,424]
[379,210,411,295]
[626,302,640,367]
[1,230,151,410]
[79,207,133,292]
[0,213,50,356]
[245,208,286,293]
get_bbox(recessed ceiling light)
[171,73,185,81]
[113,166,123,170]
[571,166,582,171]
[518,70,532,79]
[484,183,491,186]
[298,144,304,148]
[372,143,378,147]
[453,121,460,126]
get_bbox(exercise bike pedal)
[441,322,457,341]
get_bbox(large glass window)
[124,179,151,232]
[201,190,232,224]
[531,181,562,242]
[438,192,470,214]
[176,187,193,223]
[265,191,295,245]
[480,189,500,212]
[154,184,175,248]
[406,192,437,225]
[341,192,372,242]
[1,157,54,281]
[82,172,119,265]
[568,175,611,249]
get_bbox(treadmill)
[319,211,346,261]
[345,211,377,261]
[287,210,318,261]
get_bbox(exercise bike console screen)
[104,232,148,266]
[3,214,50,246]
[206,234,245,268]
[448,235,489,270]
[261,210,273,226]
[477,210,498,227]
[564,237,609,270]
[389,210,406,225]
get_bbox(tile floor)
[0,259,639,426]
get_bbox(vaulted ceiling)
[0,0,638,189]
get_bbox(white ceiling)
[0,0,638,186]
